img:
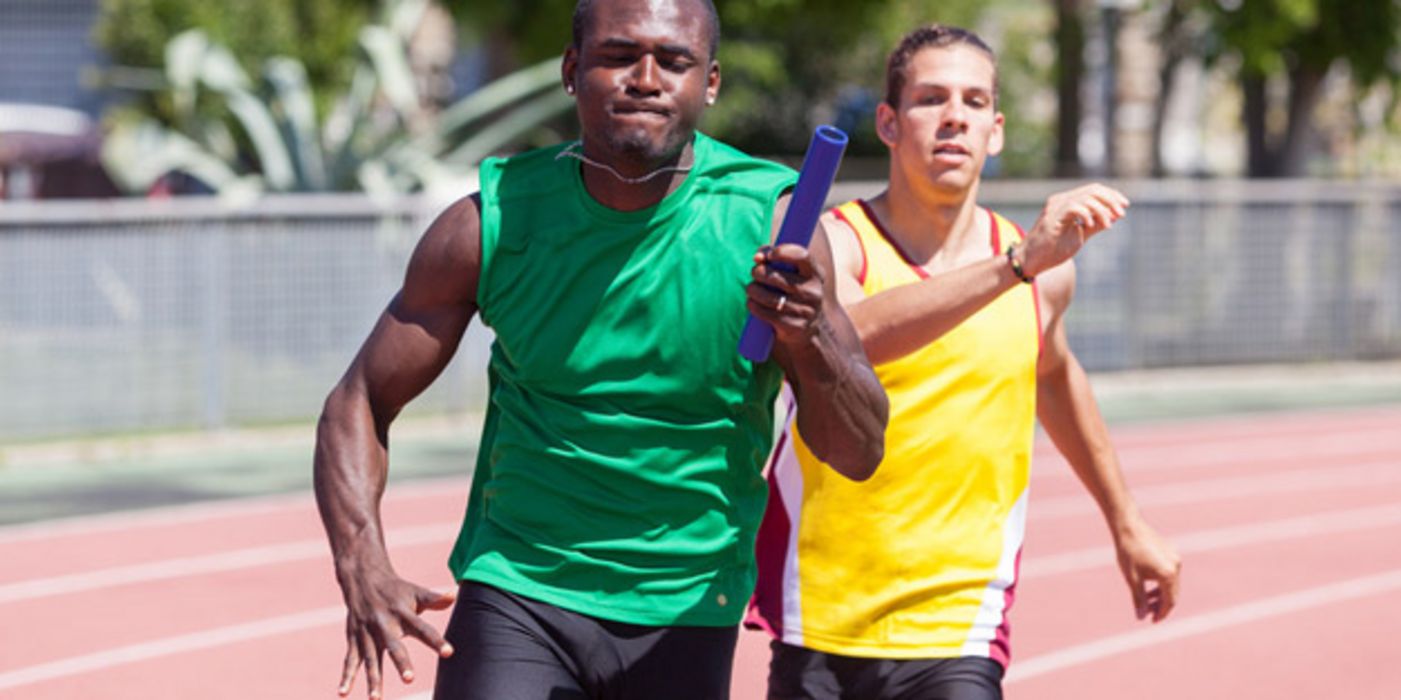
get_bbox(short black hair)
[572,0,721,60]
[885,24,998,108]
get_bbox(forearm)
[852,256,1021,364]
[313,384,395,576]
[1037,358,1140,529]
[782,315,888,481]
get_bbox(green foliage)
[447,0,1058,173]
[95,0,377,118]
[1203,0,1400,83]
[101,18,571,198]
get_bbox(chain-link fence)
[3,181,1400,442]
[0,195,489,441]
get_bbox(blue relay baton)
[737,125,849,362]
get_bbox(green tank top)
[448,133,797,626]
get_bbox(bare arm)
[1035,261,1182,623]
[849,251,1023,365]
[313,195,481,698]
[849,184,1130,365]
[747,196,888,481]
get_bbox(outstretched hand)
[746,243,827,349]
[335,567,456,699]
[1113,516,1182,624]
[1019,183,1130,278]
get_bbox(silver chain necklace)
[555,141,693,185]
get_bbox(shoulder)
[820,205,864,282]
[695,133,798,193]
[403,195,482,307]
[480,142,575,204]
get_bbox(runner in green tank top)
[313,1,888,698]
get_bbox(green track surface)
[3,363,1399,527]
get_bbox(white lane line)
[0,524,456,605]
[4,504,1400,688]
[0,476,470,545]
[1030,458,1401,521]
[1005,567,1401,684]
[0,605,345,691]
[1032,428,1399,481]
[10,499,1400,608]
[1023,502,1401,578]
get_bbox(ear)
[705,59,721,106]
[562,46,579,95]
[875,101,899,147]
[987,110,1005,157]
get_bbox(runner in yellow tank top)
[749,24,1182,700]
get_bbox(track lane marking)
[0,606,346,691]
[1024,501,1401,578]
[1006,568,1401,684]
[0,476,471,545]
[0,524,455,605]
[1031,458,1401,521]
[6,503,1400,686]
[1033,428,1399,481]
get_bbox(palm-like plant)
[102,0,572,201]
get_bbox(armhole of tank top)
[831,203,869,287]
[474,171,499,323]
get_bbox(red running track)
[2,405,1399,699]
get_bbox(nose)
[940,100,968,133]
[626,54,662,96]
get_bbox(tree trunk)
[1055,0,1085,178]
[1277,64,1326,176]
[1150,1,1187,177]
[1242,73,1275,177]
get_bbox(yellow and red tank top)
[748,200,1041,667]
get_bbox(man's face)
[877,45,1004,194]
[563,0,719,168]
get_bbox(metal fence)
[3,180,1400,442]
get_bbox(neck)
[873,166,983,266]
[575,139,696,212]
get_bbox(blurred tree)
[95,0,378,117]
[450,0,1057,174]
[1196,0,1401,177]
[1055,0,1086,177]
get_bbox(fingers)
[415,586,457,614]
[338,636,362,697]
[383,631,416,686]
[407,589,455,658]
[1152,560,1182,622]
[339,583,458,698]
[1049,184,1130,236]
[758,243,817,278]
[750,246,819,302]
[1061,187,1128,236]
[1127,569,1149,621]
[358,627,383,699]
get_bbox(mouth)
[933,143,970,157]
[612,103,673,120]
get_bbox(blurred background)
[1,0,1399,488]
[3,4,1400,698]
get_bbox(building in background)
[0,0,116,198]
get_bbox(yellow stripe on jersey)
[749,200,1041,666]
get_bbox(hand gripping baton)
[737,125,849,362]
